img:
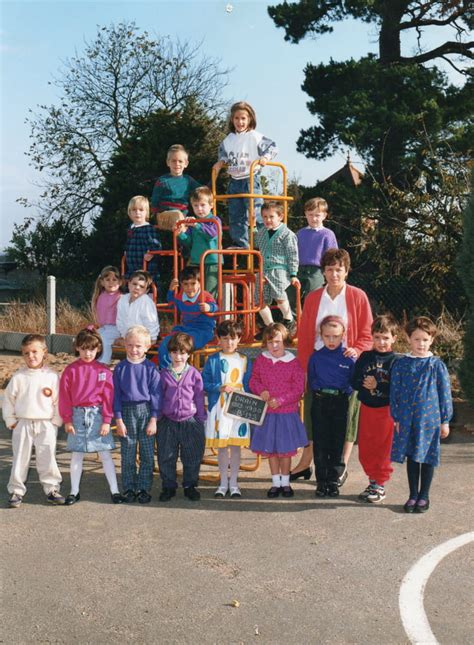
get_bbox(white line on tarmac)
[399,531,474,644]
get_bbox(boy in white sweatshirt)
[2,334,65,507]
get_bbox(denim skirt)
[66,406,115,453]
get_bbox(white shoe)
[214,486,228,498]
[229,486,242,498]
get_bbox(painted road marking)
[399,531,474,644]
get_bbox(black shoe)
[137,490,152,504]
[122,489,137,504]
[289,467,312,482]
[315,483,327,498]
[327,482,339,497]
[415,498,430,513]
[111,493,125,504]
[267,486,281,498]
[281,485,294,498]
[184,486,200,501]
[404,498,417,513]
[65,493,80,506]
[159,488,176,502]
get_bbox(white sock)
[259,306,273,326]
[70,452,84,496]
[277,298,292,320]
[272,474,282,487]
[229,446,241,488]
[281,474,290,487]
[99,451,119,494]
[218,448,229,489]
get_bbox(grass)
[0,299,91,335]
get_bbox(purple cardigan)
[159,365,206,423]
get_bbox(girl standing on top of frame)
[202,319,252,499]
[390,317,452,514]
[213,101,278,249]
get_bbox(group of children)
[3,100,453,513]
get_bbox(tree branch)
[400,40,474,64]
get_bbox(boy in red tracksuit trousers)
[352,315,399,503]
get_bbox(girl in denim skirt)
[59,327,123,505]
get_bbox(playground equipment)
[117,161,301,481]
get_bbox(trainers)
[367,486,386,503]
[215,486,228,498]
[123,489,137,504]
[46,490,65,505]
[8,493,23,508]
[184,486,201,501]
[137,490,152,504]
[159,488,176,502]
[358,484,376,500]
[229,486,242,498]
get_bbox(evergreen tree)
[458,168,474,405]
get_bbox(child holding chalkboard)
[203,320,252,498]
[249,323,307,498]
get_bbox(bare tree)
[22,22,228,226]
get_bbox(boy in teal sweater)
[178,186,222,298]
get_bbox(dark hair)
[228,101,257,132]
[129,270,153,290]
[261,322,290,346]
[321,248,351,272]
[216,319,243,338]
[261,200,284,218]
[179,266,200,283]
[21,334,47,349]
[405,316,437,339]
[167,332,194,354]
[74,327,103,355]
[372,314,398,336]
[319,315,346,333]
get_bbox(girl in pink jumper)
[91,266,122,364]
[59,328,123,505]
[250,323,307,498]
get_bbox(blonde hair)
[91,266,121,320]
[228,101,257,132]
[21,334,47,351]
[128,195,150,220]
[304,197,328,214]
[167,144,189,161]
[190,186,213,206]
[125,325,151,346]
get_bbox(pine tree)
[458,168,474,405]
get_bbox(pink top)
[249,353,305,414]
[59,359,114,423]
[96,291,121,326]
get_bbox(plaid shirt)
[125,224,161,278]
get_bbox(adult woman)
[292,248,373,482]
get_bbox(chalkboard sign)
[224,390,268,426]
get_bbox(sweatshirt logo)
[42,387,53,397]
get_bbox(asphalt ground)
[1,418,473,644]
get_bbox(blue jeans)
[228,175,264,248]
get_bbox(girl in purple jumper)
[156,332,206,503]
[91,265,122,364]
[250,323,307,498]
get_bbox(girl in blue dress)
[390,317,453,513]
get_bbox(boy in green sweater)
[177,186,222,299]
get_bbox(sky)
[0,0,461,250]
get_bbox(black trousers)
[311,392,349,484]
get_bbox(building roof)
[321,154,364,187]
